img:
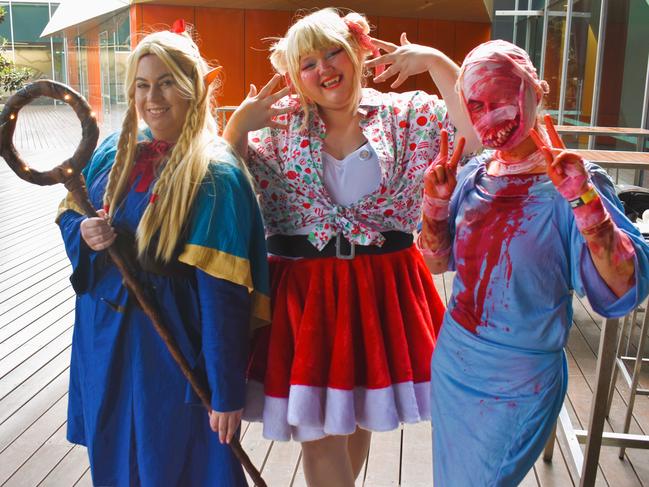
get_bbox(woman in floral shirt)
[224,8,477,486]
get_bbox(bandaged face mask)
[462,63,539,151]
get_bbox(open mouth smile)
[147,107,169,116]
[321,75,342,89]
[482,116,520,148]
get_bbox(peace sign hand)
[228,74,293,134]
[530,114,590,201]
[424,130,466,200]
[366,33,438,89]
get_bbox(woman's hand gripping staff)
[531,115,635,297]
[417,130,466,274]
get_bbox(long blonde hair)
[103,30,218,262]
[269,8,374,123]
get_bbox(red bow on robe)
[128,140,174,193]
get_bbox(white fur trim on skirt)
[243,380,431,442]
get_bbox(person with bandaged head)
[418,39,649,485]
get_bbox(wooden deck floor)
[1,105,649,486]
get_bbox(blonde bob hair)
[103,29,218,262]
[270,8,374,120]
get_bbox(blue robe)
[57,132,270,487]
[431,154,649,486]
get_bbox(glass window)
[0,2,11,41]
[11,3,49,43]
[618,0,649,131]
[82,9,130,130]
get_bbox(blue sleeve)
[58,209,105,295]
[572,165,649,317]
[197,269,251,412]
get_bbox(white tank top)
[321,142,381,207]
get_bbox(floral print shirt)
[247,88,455,250]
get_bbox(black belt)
[267,231,413,259]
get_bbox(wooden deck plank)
[519,469,539,486]
[565,307,646,485]
[0,308,73,374]
[4,421,75,487]
[0,241,65,275]
[0,329,73,405]
[532,437,575,487]
[0,279,73,336]
[239,421,273,485]
[73,468,92,486]
[0,254,69,296]
[571,305,649,486]
[0,371,68,453]
[38,444,91,487]
[0,349,71,425]
[0,213,59,238]
[259,435,302,486]
[0,261,71,305]
[0,394,68,485]
[0,292,73,354]
[0,307,73,349]
[363,428,401,486]
[0,225,63,257]
[400,422,432,486]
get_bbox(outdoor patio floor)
[1,105,648,486]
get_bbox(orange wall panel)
[84,27,103,122]
[376,16,419,93]
[65,34,79,91]
[244,10,293,93]
[454,21,491,65]
[141,5,195,32]
[416,19,456,96]
[130,4,143,48]
[195,8,245,107]
[121,7,491,110]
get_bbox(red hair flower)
[171,18,186,34]
[343,19,384,77]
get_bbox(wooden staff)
[0,80,266,487]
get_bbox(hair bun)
[342,12,369,35]
[269,36,289,75]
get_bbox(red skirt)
[243,245,445,441]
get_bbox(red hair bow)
[343,19,384,77]
[171,18,186,34]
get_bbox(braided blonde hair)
[103,30,218,262]
[269,9,374,125]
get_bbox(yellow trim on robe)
[56,192,85,222]
[179,243,253,290]
[179,243,271,328]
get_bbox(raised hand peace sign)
[530,115,590,200]
[229,74,293,134]
[366,33,438,89]
[424,130,466,200]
